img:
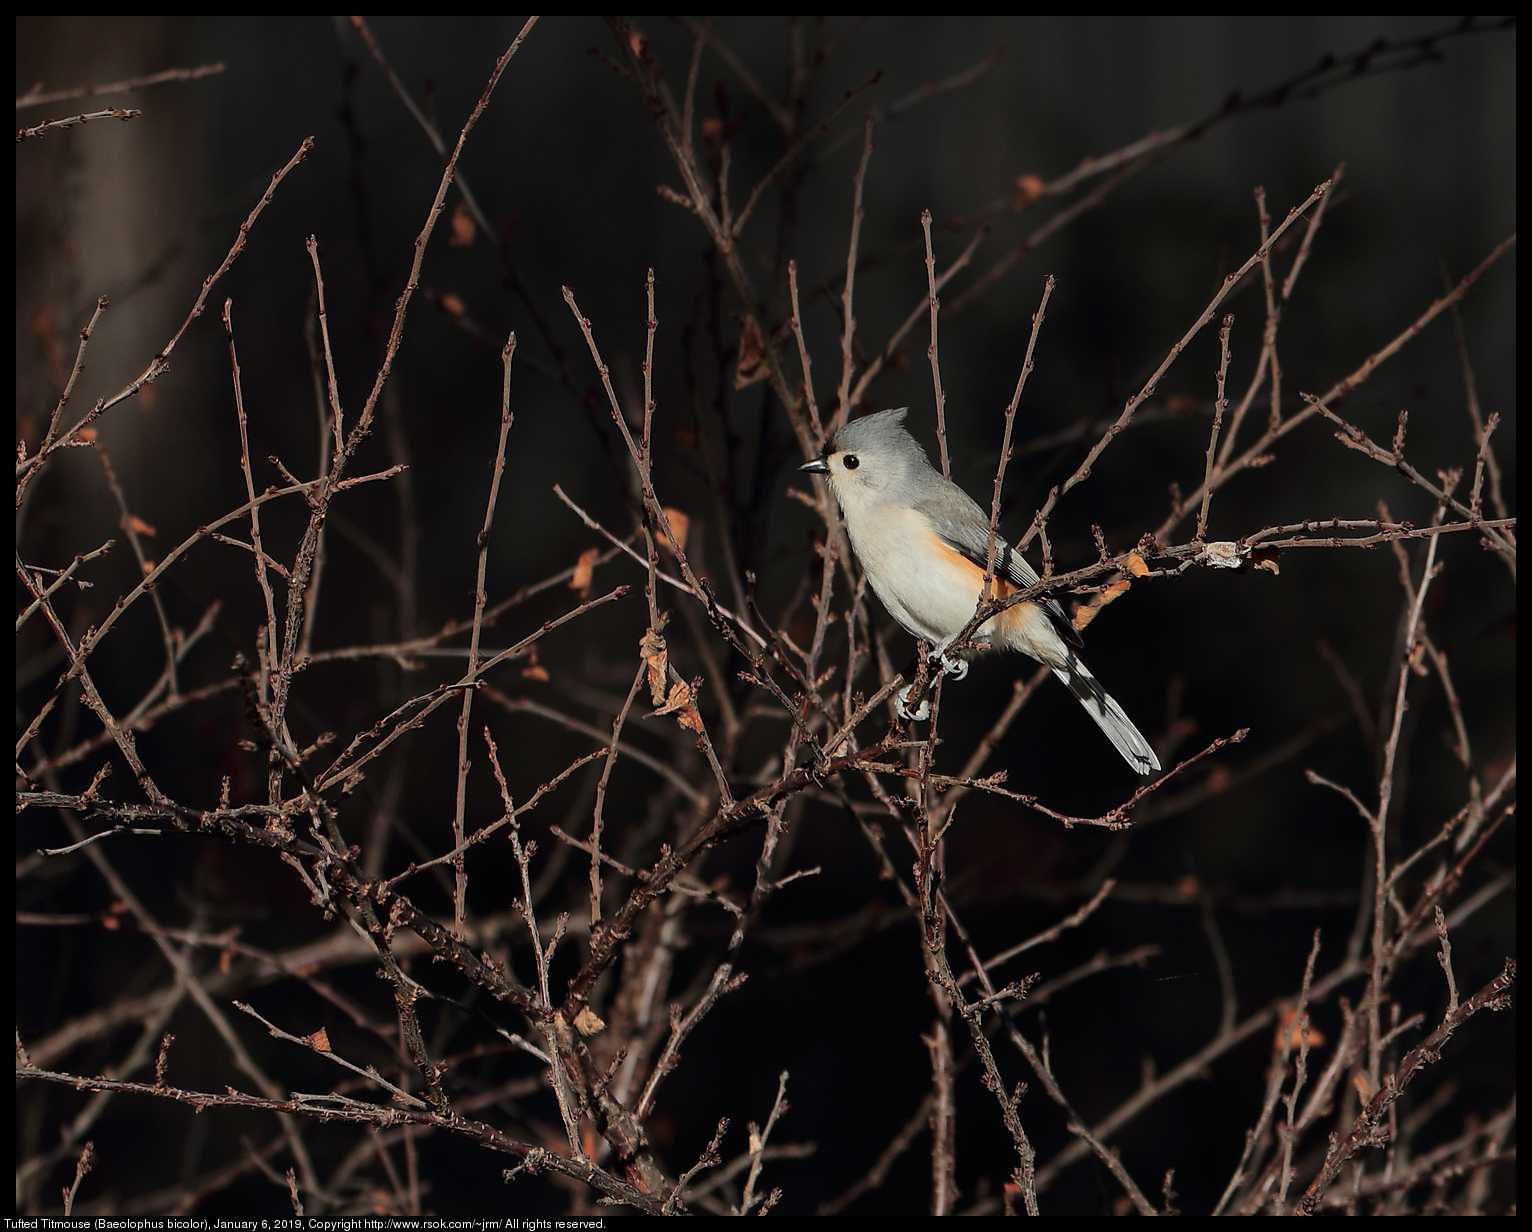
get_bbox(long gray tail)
[1050,651,1160,775]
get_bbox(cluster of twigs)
[17,17,1514,1216]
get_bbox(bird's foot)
[895,684,931,722]
[937,649,969,680]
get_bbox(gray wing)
[915,489,1081,647]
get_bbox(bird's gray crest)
[830,406,917,458]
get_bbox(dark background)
[17,16,1515,1216]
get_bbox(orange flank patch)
[933,539,1018,596]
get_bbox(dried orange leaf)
[1276,1006,1325,1050]
[448,199,476,247]
[569,547,598,595]
[659,508,689,555]
[1073,579,1133,630]
[655,679,704,733]
[1010,173,1045,209]
[734,314,769,389]
[639,629,668,706]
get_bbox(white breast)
[846,506,998,646]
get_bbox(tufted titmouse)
[801,407,1160,774]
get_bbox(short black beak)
[799,457,830,474]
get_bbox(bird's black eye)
[843,453,860,470]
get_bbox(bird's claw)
[895,685,931,723]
